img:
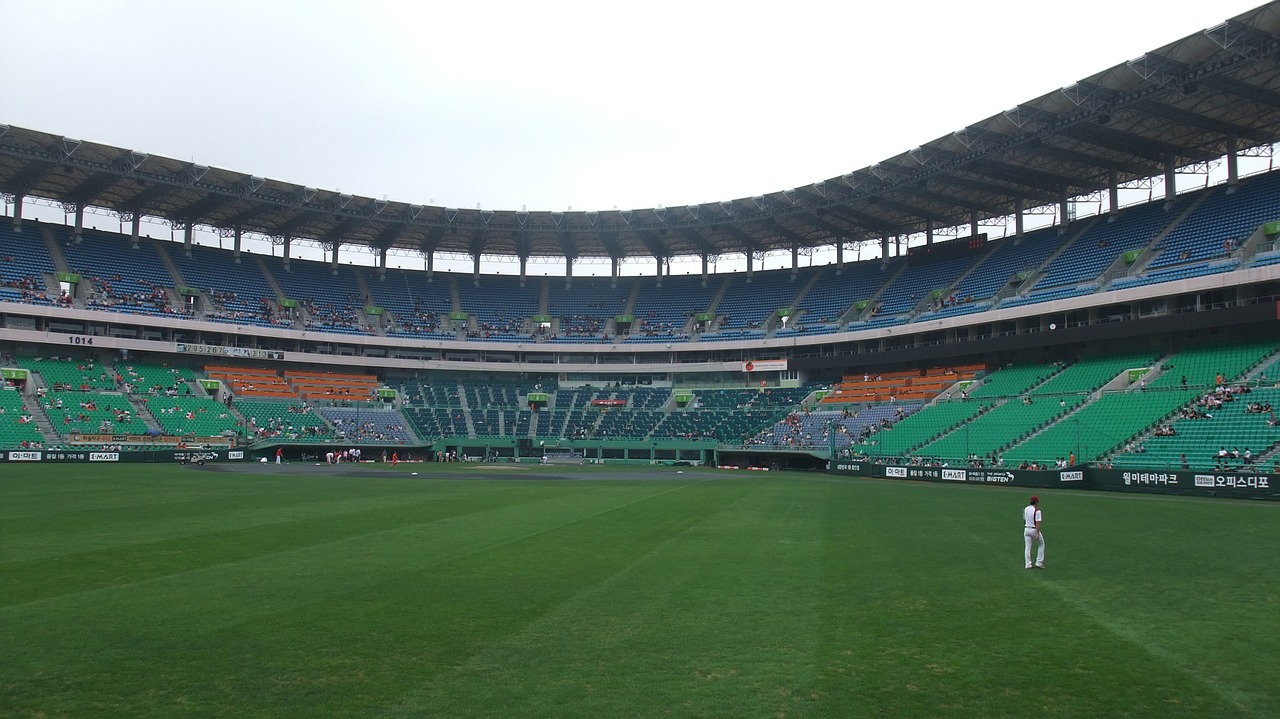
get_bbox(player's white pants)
[1024,529,1045,568]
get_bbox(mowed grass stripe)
[0,486,563,606]
[378,477,824,719]
[813,478,1278,718]
[0,477,540,564]
[3,469,1278,718]
[0,476,737,719]
[0,476,700,609]
[1032,492,1280,718]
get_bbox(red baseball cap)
[1029,495,1039,503]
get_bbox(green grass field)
[2,463,1278,718]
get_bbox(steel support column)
[330,242,339,273]
[1164,154,1177,203]
[835,241,844,274]
[74,205,84,243]
[1108,170,1120,217]
[1058,186,1070,228]
[969,209,979,239]
[378,247,388,278]
[701,253,709,287]
[1226,134,1239,190]
[926,219,934,245]
[880,235,889,257]
[10,194,22,231]
[183,224,193,255]
[233,225,242,263]
[1014,198,1024,237]
[283,236,291,269]
[130,215,141,249]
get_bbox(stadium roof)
[4,3,1280,261]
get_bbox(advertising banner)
[829,461,1073,489]
[743,359,788,373]
[1,449,246,463]
[1091,468,1277,499]
[830,462,1278,500]
[67,433,230,446]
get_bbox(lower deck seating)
[0,389,46,448]
[863,401,983,457]
[1110,387,1280,471]
[19,356,118,391]
[316,407,415,443]
[235,400,335,442]
[117,362,196,395]
[44,391,150,436]
[146,396,240,437]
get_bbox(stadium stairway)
[448,276,464,314]
[539,279,551,317]
[253,255,291,319]
[22,374,59,443]
[1104,191,1211,284]
[351,267,374,313]
[991,221,1094,306]
[703,273,731,318]
[845,260,907,325]
[775,268,826,330]
[127,393,167,434]
[152,241,189,296]
[38,225,72,277]
[455,386,478,436]
[907,243,1001,322]
[31,399,61,443]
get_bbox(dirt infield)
[187,461,702,482]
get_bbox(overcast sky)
[2,0,1269,218]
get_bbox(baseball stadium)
[4,4,1280,717]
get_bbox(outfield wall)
[829,461,1279,500]
[0,449,246,464]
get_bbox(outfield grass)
[2,463,1278,718]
